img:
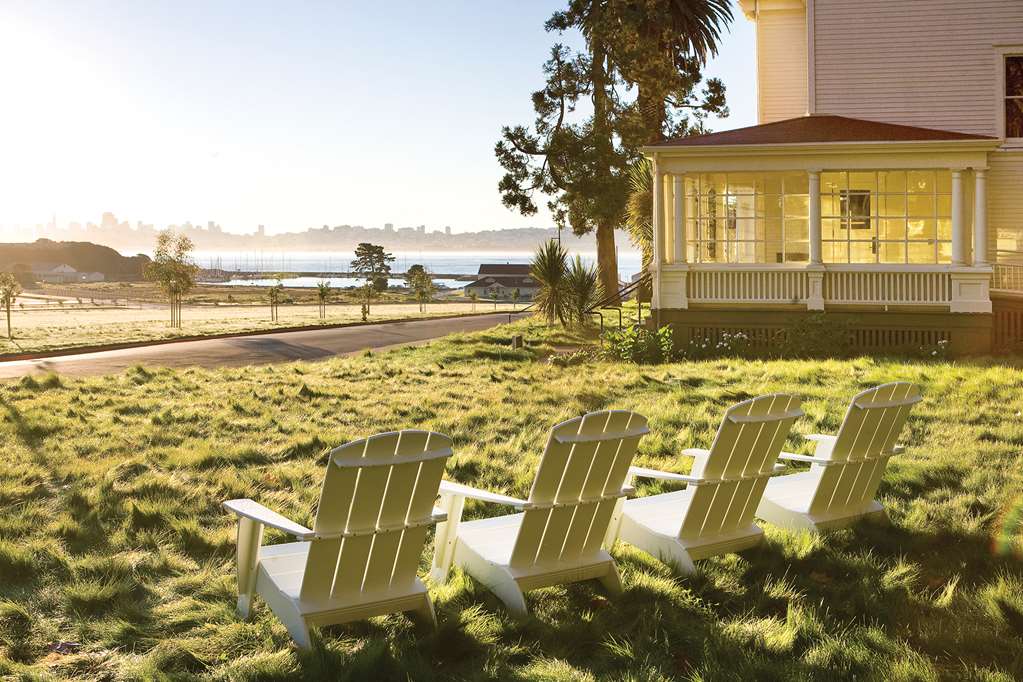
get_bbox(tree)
[469,291,478,312]
[350,243,394,315]
[565,255,603,325]
[407,265,435,313]
[315,280,331,320]
[531,239,570,325]
[145,231,198,328]
[624,157,654,302]
[496,33,629,304]
[0,272,22,340]
[268,279,284,322]
[512,288,521,311]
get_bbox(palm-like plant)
[315,280,331,320]
[625,158,655,303]
[530,239,570,325]
[565,256,603,326]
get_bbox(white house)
[30,263,105,284]
[646,0,1023,355]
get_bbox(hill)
[0,239,150,280]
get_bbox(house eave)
[643,138,1003,158]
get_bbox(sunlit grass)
[1,320,1022,679]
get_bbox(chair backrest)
[807,382,921,515]
[299,430,453,602]
[678,393,803,542]
[509,410,649,568]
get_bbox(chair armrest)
[681,448,709,458]
[628,465,701,484]
[777,452,834,466]
[430,506,448,523]
[439,480,527,508]
[892,444,905,455]
[804,434,836,443]
[223,499,314,539]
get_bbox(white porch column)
[808,169,822,265]
[672,175,685,263]
[806,169,825,310]
[651,161,664,309]
[951,168,966,266]
[973,168,988,267]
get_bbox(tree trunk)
[637,84,667,143]
[6,301,11,340]
[596,220,620,305]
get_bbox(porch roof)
[648,115,998,148]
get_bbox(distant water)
[178,250,643,289]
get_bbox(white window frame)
[995,45,1023,148]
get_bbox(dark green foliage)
[601,325,674,363]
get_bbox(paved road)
[0,313,527,379]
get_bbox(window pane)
[878,170,906,193]
[763,174,783,195]
[733,217,758,240]
[938,241,953,262]
[765,218,783,243]
[784,173,809,194]
[687,242,699,262]
[762,194,783,217]
[1008,99,1023,138]
[727,173,758,195]
[936,195,952,217]
[937,218,952,241]
[908,171,934,193]
[821,172,846,192]
[909,218,936,239]
[1007,56,1023,97]
[880,194,906,217]
[823,241,849,263]
[733,242,759,263]
[822,218,843,240]
[849,241,876,263]
[785,218,809,242]
[783,243,809,263]
[879,241,906,263]
[848,172,877,193]
[908,194,935,216]
[908,241,936,263]
[821,194,841,217]
[880,218,907,240]
[935,170,952,194]
[784,195,809,217]
[764,241,784,263]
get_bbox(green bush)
[777,313,854,358]
[682,330,752,360]
[601,325,675,364]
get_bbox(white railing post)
[951,169,966,266]
[807,170,825,311]
[973,168,988,267]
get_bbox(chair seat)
[456,513,524,566]
[257,541,313,600]
[762,471,818,513]
[621,490,693,538]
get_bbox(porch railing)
[823,268,951,305]
[684,265,955,307]
[688,266,809,304]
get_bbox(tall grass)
[1,321,1022,678]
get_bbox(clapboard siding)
[813,0,1023,135]
[758,9,808,123]
[989,152,1023,260]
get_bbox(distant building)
[256,225,265,237]
[384,223,395,233]
[30,263,105,283]
[463,264,538,301]
[445,226,452,235]
[417,224,426,234]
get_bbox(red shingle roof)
[649,115,998,148]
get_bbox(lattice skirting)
[655,309,993,357]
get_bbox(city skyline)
[0,1,755,238]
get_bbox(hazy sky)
[0,1,755,237]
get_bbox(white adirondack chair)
[609,394,803,574]
[223,430,454,648]
[756,382,921,532]
[430,410,649,615]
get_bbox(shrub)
[601,325,675,364]
[777,313,854,358]
[681,330,752,360]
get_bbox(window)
[821,170,952,264]
[684,172,808,263]
[1007,55,1023,139]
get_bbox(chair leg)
[410,593,438,630]
[662,541,697,576]
[237,593,254,620]
[597,562,623,597]
[282,614,313,650]
[490,574,529,616]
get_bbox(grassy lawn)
[2,321,1022,680]
[0,302,519,356]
